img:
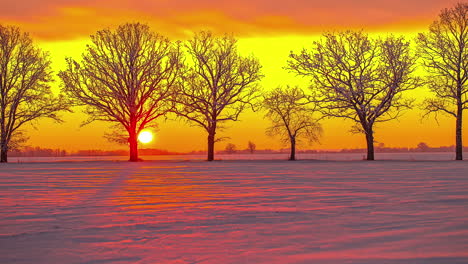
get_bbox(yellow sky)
[3,0,465,151]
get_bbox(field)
[1,156,468,263]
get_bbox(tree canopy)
[0,25,68,163]
[59,23,182,161]
[288,31,421,160]
[417,2,468,160]
[173,31,263,161]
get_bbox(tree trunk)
[207,132,215,161]
[0,146,7,163]
[128,130,139,162]
[0,136,7,163]
[365,128,375,161]
[455,105,463,160]
[289,137,296,161]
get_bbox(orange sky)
[0,0,458,40]
[1,0,465,152]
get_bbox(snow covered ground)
[1,159,468,263]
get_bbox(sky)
[0,0,464,152]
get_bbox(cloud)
[0,0,459,40]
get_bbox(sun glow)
[138,131,153,144]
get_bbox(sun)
[138,131,153,144]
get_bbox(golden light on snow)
[138,131,153,144]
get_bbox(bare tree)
[417,142,430,152]
[174,31,263,161]
[288,31,421,160]
[263,86,322,161]
[247,140,256,154]
[59,23,181,162]
[224,143,237,154]
[417,3,468,160]
[0,25,68,163]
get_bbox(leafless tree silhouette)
[247,140,256,154]
[263,86,322,160]
[417,142,430,152]
[173,31,263,161]
[288,31,421,160]
[224,143,237,154]
[59,23,182,162]
[0,25,68,163]
[417,3,468,160]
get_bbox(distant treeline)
[340,145,468,153]
[9,147,68,157]
[9,147,181,157]
[9,143,468,157]
[216,142,468,154]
